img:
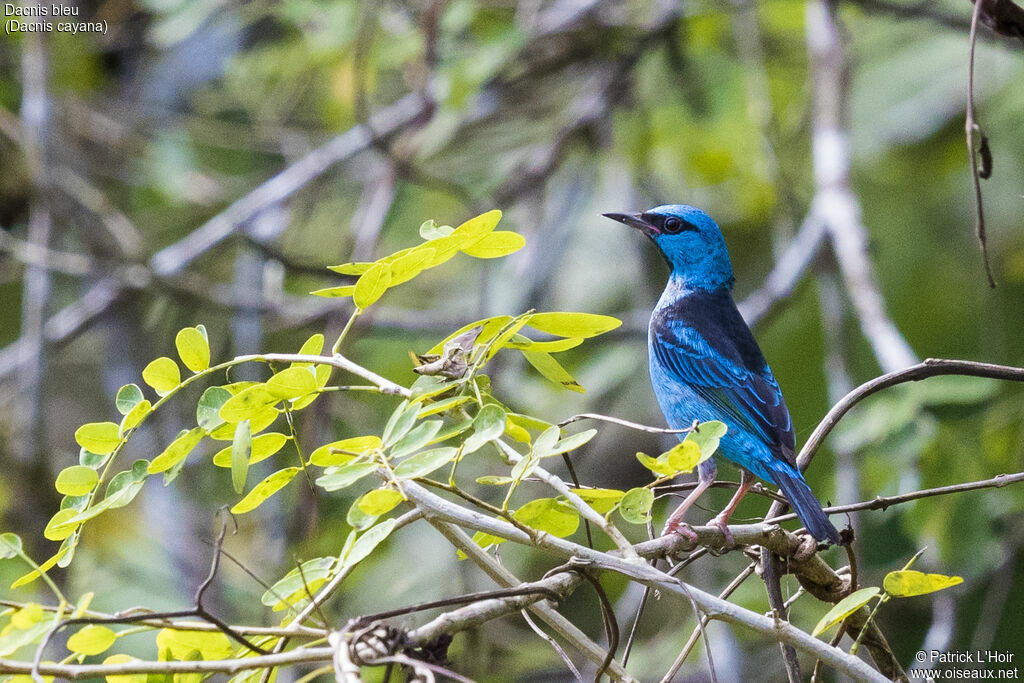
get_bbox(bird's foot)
[708,515,736,548]
[662,520,699,546]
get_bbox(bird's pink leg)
[708,469,756,545]
[662,459,717,542]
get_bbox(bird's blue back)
[635,205,839,543]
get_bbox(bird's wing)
[651,293,796,465]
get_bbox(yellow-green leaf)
[665,440,703,472]
[155,628,233,661]
[209,404,277,440]
[450,209,502,241]
[327,262,373,275]
[141,357,180,394]
[522,350,584,393]
[103,654,145,683]
[527,312,622,338]
[426,315,512,355]
[685,421,728,460]
[308,436,381,467]
[231,467,299,514]
[388,246,436,286]
[266,367,317,400]
[513,498,579,537]
[67,625,116,656]
[44,509,81,541]
[353,262,391,310]
[310,285,356,298]
[148,427,205,474]
[461,230,525,258]
[230,420,251,495]
[570,488,626,514]
[883,570,963,598]
[55,466,99,496]
[11,550,64,588]
[812,587,880,636]
[636,452,676,477]
[292,334,325,366]
[219,384,276,423]
[120,399,152,435]
[357,489,405,516]
[74,422,122,455]
[213,432,289,467]
[175,327,210,372]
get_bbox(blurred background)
[1,0,1023,679]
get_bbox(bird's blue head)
[603,204,735,291]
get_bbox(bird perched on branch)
[604,205,841,544]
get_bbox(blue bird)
[604,205,840,544]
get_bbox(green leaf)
[527,312,622,338]
[463,404,507,453]
[513,498,579,537]
[570,488,626,514]
[74,422,122,455]
[115,384,144,415]
[357,489,405,516]
[293,333,325,363]
[353,262,391,310]
[417,395,473,418]
[470,530,507,551]
[388,246,436,286]
[503,335,584,353]
[327,262,373,275]
[315,462,378,491]
[213,432,289,467]
[476,475,514,485]
[55,466,99,496]
[67,625,116,656]
[686,421,728,460]
[266,367,317,400]
[310,285,356,298]
[210,405,278,439]
[636,452,676,477]
[261,557,335,610]
[308,436,381,467]
[0,532,24,558]
[103,654,145,682]
[175,327,210,372]
[340,518,397,570]
[390,419,443,458]
[141,357,180,395]
[883,570,963,598]
[665,440,703,473]
[231,467,300,514]
[425,315,512,355]
[148,427,205,474]
[619,487,655,524]
[230,420,251,494]
[347,497,380,531]
[393,447,458,480]
[45,509,81,541]
[196,386,232,430]
[156,628,233,661]
[461,230,525,258]
[382,401,418,447]
[535,429,597,458]
[419,219,454,240]
[119,399,151,435]
[450,209,502,242]
[522,350,584,393]
[219,384,276,423]
[812,587,881,637]
[102,461,149,509]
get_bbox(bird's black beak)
[603,212,658,237]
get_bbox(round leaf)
[266,367,317,400]
[55,466,99,496]
[196,386,232,430]
[74,422,122,456]
[619,487,655,524]
[175,327,210,372]
[114,384,144,415]
[67,625,116,656]
[513,498,580,537]
[141,357,180,394]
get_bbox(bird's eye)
[663,217,683,234]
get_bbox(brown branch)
[966,0,998,288]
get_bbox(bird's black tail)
[771,465,841,545]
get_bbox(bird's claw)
[663,521,699,546]
[709,515,736,548]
